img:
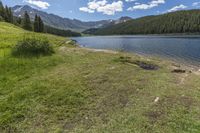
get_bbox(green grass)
[0,22,200,133]
[0,22,67,49]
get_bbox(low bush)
[12,36,54,57]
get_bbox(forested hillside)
[85,10,200,35]
[44,25,81,37]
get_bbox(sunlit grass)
[0,22,68,49]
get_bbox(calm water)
[72,35,200,66]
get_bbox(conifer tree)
[34,14,39,32]
[38,16,44,32]
[0,1,13,23]
[8,7,13,23]
[15,17,22,25]
[0,0,4,17]
[0,1,4,21]
[4,6,9,22]
[22,11,32,31]
[34,15,44,32]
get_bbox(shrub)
[12,36,55,57]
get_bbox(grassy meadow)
[0,22,200,133]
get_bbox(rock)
[154,97,160,103]
[110,66,115,70]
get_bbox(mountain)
[83,16,132,34]
[85,10,200,35]
[114,16,132,24]
[12,5,132,32]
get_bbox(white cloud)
[88,0,107,10]
[79,0,123,15]
[167,4,187,12]
[151,0,165,5]
[135,2,141,5]
[128,4,156,10]
[125,0,137,2]
[97,1,123,15]
[193,2,200,7]
[127,0,165,11]
[23,0,50,9]
[79,7,95,13]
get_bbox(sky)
[2,0,200,21]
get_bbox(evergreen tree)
[8,7,13,23]
[34,14,39,32]
[33,15,44,32]
[15,17,22,25]
[38,16,44,32]
[0,0,4,20]
[22,11,32,31]
[0,1,13,23]
[4,6,9,22]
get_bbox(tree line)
[44,25,81,37]
[0,1,80,37]
[21,11,44,32]
[0,1,13,23]
[84,10,200,35]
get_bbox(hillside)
[0,22,67,49]
[85,10,200,35]
[1,22,200,132]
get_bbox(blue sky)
[2,0,200,21]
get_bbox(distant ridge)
[12,5,132,32]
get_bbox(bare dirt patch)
[118,56,159,70]
[172,69,186,73]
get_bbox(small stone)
[154,97,159,103]
[110,67,115,70]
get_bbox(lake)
[72,35,200,66]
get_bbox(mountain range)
[12,5,132,32]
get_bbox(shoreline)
[72,36,200,72]
[75,34,200,38]
[80,46,200,74]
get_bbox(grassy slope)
[0,22,200,133]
